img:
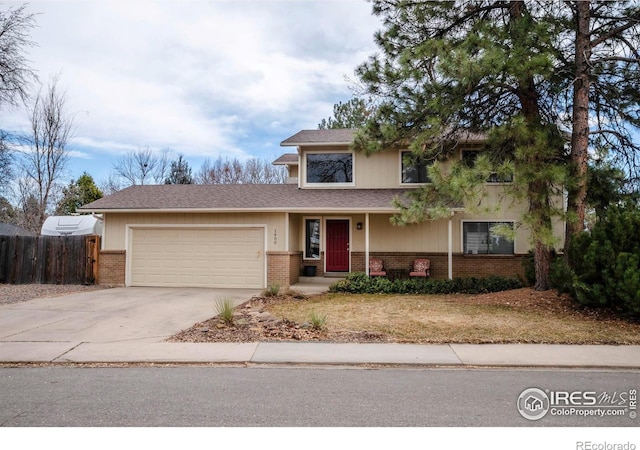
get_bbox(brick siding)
[101,249,523,290]
[98,250,126,286]
[351,252,526,279]
[267,251,303,289]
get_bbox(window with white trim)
[463,222,514,255]
[306,153,353,183]
[401,151,432,184]
[462,150,513,183]
[304,218,321,259]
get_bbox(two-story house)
[81,128,565,288]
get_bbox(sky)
[2,0,381,184]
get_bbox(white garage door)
[130,227,265,288]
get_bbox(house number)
[273,229,277,245]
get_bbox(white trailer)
[41,215,103,236]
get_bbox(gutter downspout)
[365,213,370,277]
[448,214,453,280]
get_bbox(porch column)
[285,212,290,251]
[448,216,453,279]
[365,213,370,276]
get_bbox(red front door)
[326,220,350,272]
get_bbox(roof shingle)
[272,153,298,165]
[280,129,356,146]
[79,184,421,212]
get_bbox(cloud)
[2,0,380,178]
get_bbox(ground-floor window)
[304,218,321,259]
[463,221,514,254]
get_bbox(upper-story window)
[462,150,513,183]
[306,153,353,184]
[401,151,432,184]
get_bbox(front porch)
[266,248,526,291]
[265,212,527,290]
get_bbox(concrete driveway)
[0,287,260,344]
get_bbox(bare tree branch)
[0,4,38,108]
[17,74,73,229]
[197,156,286,185]
[111,146,172,186]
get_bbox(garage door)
[129,227,265,288]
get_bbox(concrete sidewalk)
[1,341,640,368]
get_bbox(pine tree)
[354,0,640,290]
[55,172,103,215]
[355,1,567,290]
[318,98,372,130]
[165,154,193,185]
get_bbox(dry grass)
[264,288,640,344]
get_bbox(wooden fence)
[0,235,100,285]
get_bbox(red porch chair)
[409,259,431,277]
[369,257,387,277]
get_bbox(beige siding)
[288,214,301,252]
[103,212,287,251]
[349,214,367,251]
[369,214,455,252]
[354,152,400,188]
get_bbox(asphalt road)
[0,366,639,427]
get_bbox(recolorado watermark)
[576,442,636,450]
[517,387,637,421]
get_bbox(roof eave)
[280,141,353,147]
[79,206,465,214]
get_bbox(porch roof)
[80,184,463,214]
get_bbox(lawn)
[262,288,640,344]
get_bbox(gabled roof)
[78,184,430,213]
[272,153,298,165]
[280,129,356,146]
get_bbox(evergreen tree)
[586,162,638,226]
[354,0,640,290]
[355,1,568,290]
[0,196,16,223]
[318,98,372,130]
[559,2,640,253]
[55,172,103,215]
[165,154,193,184]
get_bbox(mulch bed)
[167,294,394,344]
[0,283,107,305]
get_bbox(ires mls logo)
[517,387,637,421]
[518,388,550,420]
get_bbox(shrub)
[262,283,280,297]
[569,205,640,316]
[329,272,522,295]
[549,257,575,296]
[309,310,327,330]
[215,298,235,325]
